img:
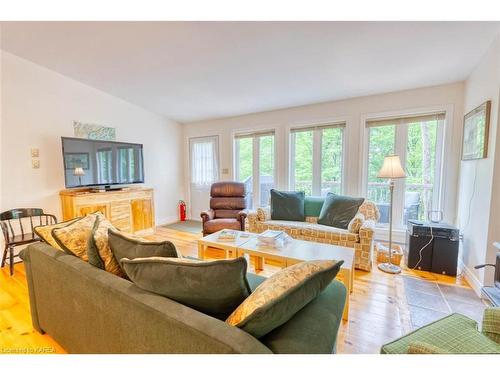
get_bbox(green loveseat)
[21,243,346,354]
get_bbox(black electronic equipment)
[405,220,459,276]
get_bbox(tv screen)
[62,137,144,188]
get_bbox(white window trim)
[360,106,451,233]
[288,121,346,196]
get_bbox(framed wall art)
[462,100,491,160]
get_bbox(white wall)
[457,34,500,292]
[182,82,465,241]
[1,52,183,225]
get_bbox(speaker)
[405,231,433,271]
[431,237,459,276]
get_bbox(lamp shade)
[73,167,85,177]
[377,155,406,179]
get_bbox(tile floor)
[403,275,488,328]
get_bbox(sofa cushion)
[121,256,251,320]
[34,217,80,250]
[108,229,179,272]
[87,214,125,277]
[226,260,343,338]
[246,273,267,291]
[203,218,242,233]
[257,220,360,243]
[318,193,365,229]
[381,313,500,354]
[52,214,98,261]
[270,189,305,222]
[261,280,346,354]
[407,342,446,354]
[301,223,359,242]
[304,196,325,217]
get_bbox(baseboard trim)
[459,259,483,297]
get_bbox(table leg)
[197,243,206,260]
[252,255,264,272]
[350,264,354,294]
[339,268,351,321]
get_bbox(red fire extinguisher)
[179,200,187,222]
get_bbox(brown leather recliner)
[200,182,248,236]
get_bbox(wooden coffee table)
[197,230,258,259]
[197,230,354,320]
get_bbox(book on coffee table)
[217,229,238,242]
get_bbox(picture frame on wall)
[462,100,491,160]
[64,152,90,170]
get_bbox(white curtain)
[190,136,219,187]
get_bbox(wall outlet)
[31,148,39,157]
[222,168,229,174]
[32,159,40,169]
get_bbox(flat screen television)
[62,137,144,189]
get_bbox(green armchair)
[381,307,500,354]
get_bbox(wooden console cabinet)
[60,187,155,235]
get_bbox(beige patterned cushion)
[52,214,98,261]
[301,223,359,242]
[348,213,365,234]
[34,217,79,250]
[226,259,343,337]
[257,207,270,221]
[359,200,380,221]
[264,220,309,229]
[88,213,125,277]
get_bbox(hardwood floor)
[0,227,471,354]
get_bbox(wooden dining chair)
[0,208,57,276]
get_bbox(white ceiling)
[1,21,499,123]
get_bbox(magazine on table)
[257,230,292,248]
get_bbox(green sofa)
[21,243,346,354]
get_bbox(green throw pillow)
[270,189,305,221]
[108,229,179,272]
[318,193,365,229]
[120,256,252,320]
[226,259,343,338]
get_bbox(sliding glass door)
[290,123,345,196]
[365,113,445,227]
[234,131,275,209]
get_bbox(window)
[97,148,113,184]
[189,136,219,187]
[234,131,275,209]
[365,113,445,227]
[290,123,344,196]
[118,147,135,183]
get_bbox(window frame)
[233,130,276,209]
[289,122,346,196]
[361,110,447,229]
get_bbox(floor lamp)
[377,155,406,274]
